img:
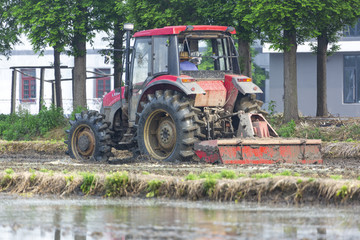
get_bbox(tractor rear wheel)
[137,90,197,161]
[66,110,112,162]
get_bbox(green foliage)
[0,105,65,141]
[146,179,163,198]
[105,171,129,197]
[65,175,74,186]
[185,173,200,181]
[0,0,21,57]
[141,171,150,175]
[203,177,217,196]
[267,100,277,116]
[278,170,292,176]
[308,178,315,182]
[336,185,348,199]
[220,170,236,179]
[70,106,88,121]
[80,172,96,194]
[251,173,273,179]
[297,179,303,184]
[330,175,342,180]
[4,168,14,175]
[276,120,296,138]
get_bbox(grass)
[80,172,96,194]
[146,179,164,198]
[105,172,129,197]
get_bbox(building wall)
[269,52,360,117]
[0,33,113,115]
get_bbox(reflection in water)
[0,194,359,239]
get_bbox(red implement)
[194,138,322,164]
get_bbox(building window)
[95,68,111,98]
[344,19,360,37]
[344,55,360,103]
[21,68,36,102]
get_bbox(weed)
[65,175,74,186]
[40,168,49,173]
[336,185,348,199]
[203,178,217,196]
[330,175,342,180]
[358,176,360,181]
[105,172,129,197]
[238,173,246,178]
[251,173,273,179]
[308,178,315,182]
[63,170,69,174]
[0,105,65,141]
[1,174,12,187]
[199,172,221,180]
[276,120,296,138]
[185,173,199,181]
[30,173,36,183]
[80,172,96,194]
[278,170,292,176]
[141,171,150,175]
[4,168,14,175]
[146,179,163,198]
[220,170,236,179]
[267,100,276,116]
[297,179,303,184]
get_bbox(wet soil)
[0,150,359,180]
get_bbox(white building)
[0,32,113,115]
[263,20,360,117]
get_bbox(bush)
[0,105,65,141]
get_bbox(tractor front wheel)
[137,90,197,161]
[66,110,112,162]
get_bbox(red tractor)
[66,24,322,164]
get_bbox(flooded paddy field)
[0,146,360,239]
[1,194,360,240]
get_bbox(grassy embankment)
[1,168,360,205]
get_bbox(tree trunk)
[283,30,299,122]
[113,25,125,89]
[72,34,87,109]
[316,34,328,117]
[54,46,62,108]
[238,39,252,77]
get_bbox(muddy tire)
[66,110,112,162]
[235,93,267,115]
[137,90,197,161]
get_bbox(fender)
[231,75,263,95]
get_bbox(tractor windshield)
[178,32,239,75]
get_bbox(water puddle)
[0,193,359,239]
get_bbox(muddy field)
[0,140,359,178]
[1,140,360,205]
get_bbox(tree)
[244,0,318,122]
[13,0,114,109]
[127,0,199,30]
[12,0,73,108]
[311,0,360,117]
[0,0,21,58]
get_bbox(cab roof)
[132,25,236,38]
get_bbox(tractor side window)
[132,38,151,88]
[153,36,169,74]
